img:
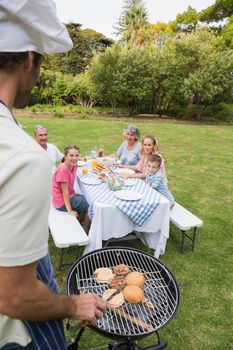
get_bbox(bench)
[48,205,89,270]
[170,202,203,253]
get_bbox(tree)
[116,0,150,47]
[89,44,122,112]
[80,29,114,59]
[182,49,233,119]
[43,23,113,75]
[67,73,97,107]
[112,47,153,114]
[166,27,232,119]
[89,44,154,114]
[150,21,177,48]
[200,0,233,22]
[53,23,86,75]
[174,6,200,33]
[221,16,233,48]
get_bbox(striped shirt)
[23,254,67,350]
[146,171,175,207]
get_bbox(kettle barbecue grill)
[66,247,180,350]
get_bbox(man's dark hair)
[0,52,42,71]
[148,154,162,167]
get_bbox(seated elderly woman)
[113,125,141,166]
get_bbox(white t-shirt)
[46,143,63,173]
[0,104,52,347]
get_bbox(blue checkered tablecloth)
[77,170,161,226]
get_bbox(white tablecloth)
[74,170,170,258]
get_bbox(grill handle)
[66,319,89,332]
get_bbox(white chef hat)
[0,0,73,54]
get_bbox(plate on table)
[114,190,142,201]
[115,168,135,175]
[124,179,136,187]
[78,160,87,167]
[80,178,101,186]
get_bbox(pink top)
[136,153,168,184]
[52,163,78,208]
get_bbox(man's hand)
[70,293,107,325]
[0,262,107,323]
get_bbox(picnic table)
[74,166,170,258]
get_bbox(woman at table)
[52,145,90,232]
[113,125,141,165]
[118,135,167,183]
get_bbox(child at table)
[52,145,90,232]
[146,154,175,208]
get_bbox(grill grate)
[67,247,179,338]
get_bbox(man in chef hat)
[0,1,107,349]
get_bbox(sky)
[54,0,215,39]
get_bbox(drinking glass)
[82,168,89,175]
[98,145,104,157]
[92,159,98,167]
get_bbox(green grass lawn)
[19,115,233,350]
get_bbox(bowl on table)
[106,177,124,191]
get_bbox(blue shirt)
[116,141,141,165]
[23,254,67,350]
[146,171,175,207]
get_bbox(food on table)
[113,264,130,276]
[102,288,124,308]
[92,163,110,174]
[123,285,144,304]
[97,172,107,180]
[94,267,114,283]
[108,275,126,289]
[106,177,124,190]
[125,271,145,287]
[120,172,129,179]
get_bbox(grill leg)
[67,327,85,350]
[143,340,167,350]
[142,331,167,350]
[108,340,140,350]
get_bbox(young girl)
[118,135,167,183]
[146,154,174,208]
[52,145,90,232]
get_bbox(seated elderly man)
[34,125,63,173]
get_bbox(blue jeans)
[1,343,34,350]
[58,194,89,214]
